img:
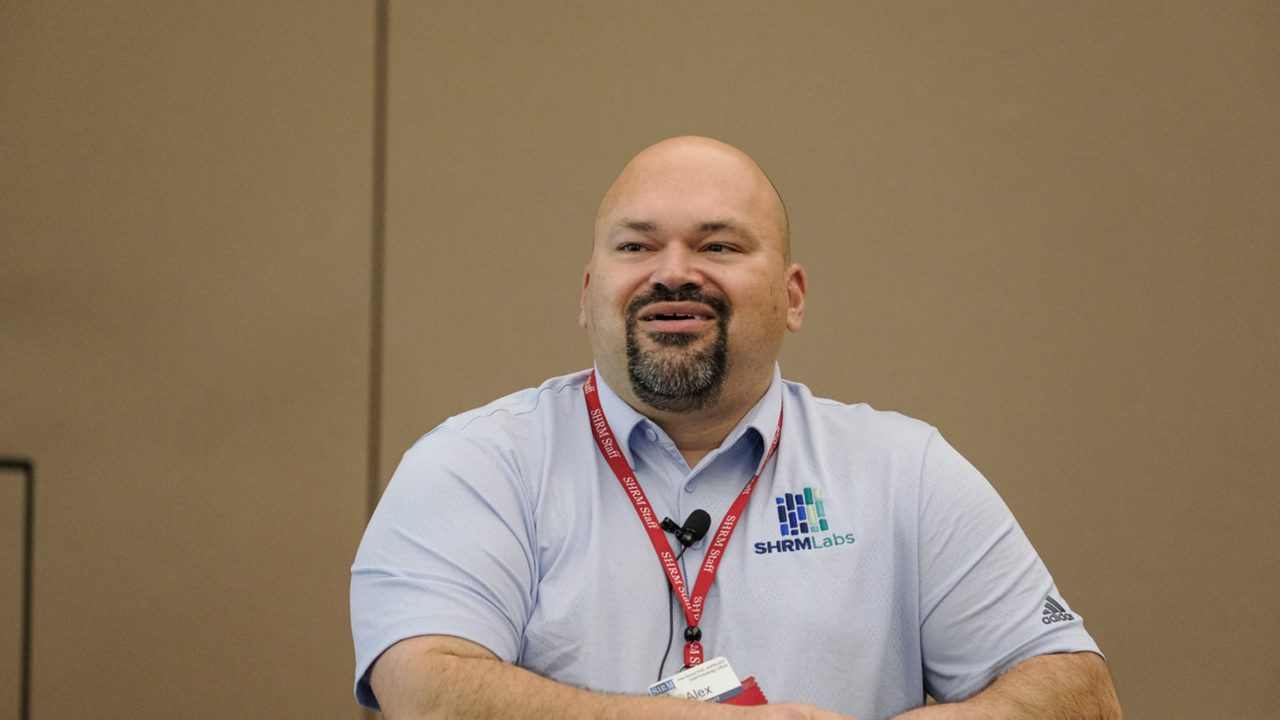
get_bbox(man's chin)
[629,373,723,414]
[640,330,710,349]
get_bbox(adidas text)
[1041,596,1075,624]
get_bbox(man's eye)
[704,243,733,253]
[617,242,646,252]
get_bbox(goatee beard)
[625,286,731,413]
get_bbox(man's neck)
[650,411,742,468]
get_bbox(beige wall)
[1,2,374,718]
[2,1,1277,718]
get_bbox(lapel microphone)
[661,509,712,548]
[656,508,713,680]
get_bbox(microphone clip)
[662,510,711,548]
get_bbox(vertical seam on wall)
[364,1,389,717]
[0,458,35,720]
[367,0,389,522]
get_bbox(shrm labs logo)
[753,486,855,555]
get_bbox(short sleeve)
[349,422,539,710]
[916,431,1100,701]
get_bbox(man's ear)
[785,264,807,332]
[578,269,591,329]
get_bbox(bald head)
[594,136,791,260]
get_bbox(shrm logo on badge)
[754,486,855,555]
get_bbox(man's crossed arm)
[896,652,1121,719]
[370,635,1120,720]
[371,635,849,720]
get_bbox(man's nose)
[648,244,703,289]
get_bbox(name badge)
[648,656,743,703]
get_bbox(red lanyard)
[583,371,783,668]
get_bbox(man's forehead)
[593,136,790,251]
[598,162,772,227]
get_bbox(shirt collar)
[718,364,784,474]
[590,364,784,473]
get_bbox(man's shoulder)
[408,369,591,450]
[780,377,937,443]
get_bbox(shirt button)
[684,482,697,493]
[645,428,658,442]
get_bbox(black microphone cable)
[657,544,689,681]
[655,509,711,681]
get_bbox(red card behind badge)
[723,676,768,706]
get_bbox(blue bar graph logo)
[775,487,829,537]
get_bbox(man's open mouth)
[638,302,717,323]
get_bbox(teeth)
[642,309,710,321]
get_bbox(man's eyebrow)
[608,218,754,239]
[616,220,656,234]
[700,220,759,242]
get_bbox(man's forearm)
[894,652,1121,720]
[371,635,848,720]
[376,640,712,720]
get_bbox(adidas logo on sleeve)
[1041,596,1076,625]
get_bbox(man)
[351,136,1121,719]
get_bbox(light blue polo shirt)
[350,368,1100,719]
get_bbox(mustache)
[624,285,731,321]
